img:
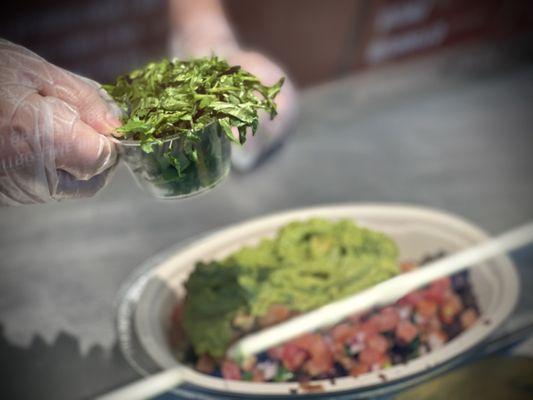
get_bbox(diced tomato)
[252,369,265,382]
[296,334,333,376]
[431,276,452,289]
[259,304,291,327]
[359,348,388,366]
[169,304,187,347]
[400,262,418,272]
[398,290,425,307]
[303,359,325,376]
[304,358,329,377]
[374,307,400,332]
[267,346,284,360]
[460,308,478,329]
[305,354,333,376]
[308,335,333,362]
[171,303,184,325]
[222,360,242,380]
[359,319,379,339]
[365,334,389,354]
[195,354,215,374]
[395,320,418,344]
[416,299,438,318]
[440,294,463,324]
[349,362,369,377]
[281,342,307,371]
[331,323,357,344]
[292,333,316,349]
[424,278,451,304]
[435,276,451,289]
[347,312,364,324]
[337,355,356,370]
[425,316,442,333]
[330,341,348,360]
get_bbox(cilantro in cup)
[103,57,284,198]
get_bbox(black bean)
[295,372,311,383]
[256,351,269,363]
[392,336,420,359]
[451,271,469,291]
[183,346,198,363]
[443,317,462,339]
[391,353,405,365]
[461,291,480,313]
[333,361,348,376]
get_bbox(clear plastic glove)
[0,40,121,206]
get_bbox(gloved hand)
[0,39,121,206]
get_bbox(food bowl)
[116,204,520,398]
[116,122,231,199]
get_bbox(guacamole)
[183,218,399,358]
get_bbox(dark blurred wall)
[1,0,532,87]
[355,0,533,68]
[225,0,365,87]
[0,0,169,83]
[226,0,533,86]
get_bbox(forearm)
[169,0,237,57]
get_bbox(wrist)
[170,14,238,58]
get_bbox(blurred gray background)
[1,0,533,399]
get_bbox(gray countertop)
[1,54,532,399]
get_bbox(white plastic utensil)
[227,221,533,360]
[95,366,184,400]
[96,221,533,400]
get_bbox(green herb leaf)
[274,366,294,382]
[141,142,154,153]
[218,117,237,144]
[104,56,283,153]
[242,371,254,381]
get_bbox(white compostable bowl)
[116,204,520,399]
